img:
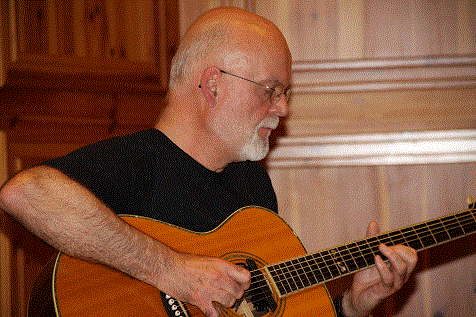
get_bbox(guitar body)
[29,207,336,316]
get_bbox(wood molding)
[3,54,168,94]
[266,129,476,168]
[292,55,476,94]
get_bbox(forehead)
[254,50,292,87]
[227,44,291,87]
[219,20,292,85]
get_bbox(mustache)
[257,116,280,130]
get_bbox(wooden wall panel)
[257,1,476,136]
[256,0,476,61]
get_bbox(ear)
[199,67,221,106]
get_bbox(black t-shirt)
[42,129,278,232]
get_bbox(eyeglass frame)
[199,69,291,104]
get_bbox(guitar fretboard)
[266,204,476,297]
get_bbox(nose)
[270,95,289,117]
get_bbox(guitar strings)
[234,209,476,302]
[168,209,476,315]
[269,210,476,296]
[235,211,476,305]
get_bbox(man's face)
[210,41,292,162]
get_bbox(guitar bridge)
[160,292,189,317]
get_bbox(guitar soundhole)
[160,253,285,317]
[221,252,285,317]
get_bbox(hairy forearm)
[0,166,174,287]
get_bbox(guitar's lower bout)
[30,207,336,317]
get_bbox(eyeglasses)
[199,69,291,104]
[220,70,291,104]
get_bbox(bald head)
[168,7,291,89]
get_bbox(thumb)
[228,265,251,286]
[366,221,380,237]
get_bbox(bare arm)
[0,166,249,317]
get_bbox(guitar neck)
[266,203,476,298]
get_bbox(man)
[0,7,417,317]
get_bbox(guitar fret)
[329,248,349,275]
[302,255,320,286]
[356,240,374,266]
[414,223,436,247]
[444,215,465,238]
[321,251,341,278]
[289,259,305,290]
[367,236,380,254]
[296,257,312,288]
[460,213,476,233]
[315,253,334,280]
[343,245,359,271]
[428,219,450,243]
[400,226,424,250]
[336,246,356,273]
[307,255,325,283]
[346,243,367,269]
[455,214,472,234]
[274,262,293,295]
[389,230,406,245]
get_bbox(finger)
[374,254,394,288]
[200,301,221,317]
[378,245,408,288]
[218,291,239,308]
[366,221,380,237]
[393,246,418,281]
[228,265,251,289]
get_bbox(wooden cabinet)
[0,1,179,316]
[1,0,179,147]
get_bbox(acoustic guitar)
[29,201,476,317]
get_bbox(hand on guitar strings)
[157,251,251,317]
[341,222,418,317]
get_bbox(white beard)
[238,116,279,161]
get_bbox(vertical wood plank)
[122,0,154,62]
[84,0,106,58]
[365,0,402,58]
[457,0,476,55]
[0,0,7,87]
[155,0,170,89]
[72,0,87,56]
[17,0,49,54]
[437,0,459,55]
[46,0,58,54]
[337,0,364,59]
[104,0,118,59]
[0,131,11,317]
